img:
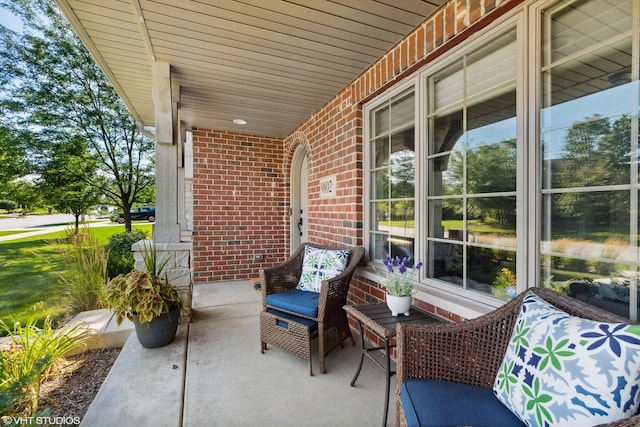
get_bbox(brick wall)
[285,0,521,321]
[190,0,522,319]
[191,129,287,283]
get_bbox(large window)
[427,30,517,300]
[368,90,416,263]
[364,0,640,318]
[540,0,639,319]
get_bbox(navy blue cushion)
[266,309,318,332]
[266,289,319,318]
[400,379,525,427]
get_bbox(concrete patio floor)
[81,280,398,427]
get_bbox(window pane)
[467,246,516,300]
[467,31,517,99]
[542,114,631,189]
[429,241,462,283]
[428,198,463,241]
[372,136,389,169]
[427,29,517,298]
[541,191,630,243]
[390,200,415,237]
[468,196,516,247]
[540,0,637,320]
[390,140,415,199]
[374,105,390,136]
[371,169,388,199]
[430,109,463,156]
[433,61,463,111]
[372,201,389,232]
[368,90,415,262]
[391,93,415,130]
[542,0,632,65]
[371,233,389,262]
[466,91,517,194]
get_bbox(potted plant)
[380,256,422,317]
[105,241,182,348]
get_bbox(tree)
[4,179,43,212]
[0,0,155,232]
[554,115,630,237]
[39,137,102,232]
[444,138,517,226]
[0,124,30,184]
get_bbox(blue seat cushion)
[266,309,318,332]
[266,289,319,318]
[400,379,525,427]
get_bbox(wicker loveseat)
[395,287,640,427]
[259,243,364,375]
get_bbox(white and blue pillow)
[493,292,640,426]
[296,246,350,293]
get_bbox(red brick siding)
[191,0,522,322]
[287,0,521,322]
[191,129,287,283]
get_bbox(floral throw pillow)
[296,246,350,293]
[493,292,640,427]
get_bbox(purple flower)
[381,256,422,275]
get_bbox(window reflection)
[540,0,637,319]
[369,90,416,262]
[426,30,517,300]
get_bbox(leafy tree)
[444,138,517,226]
[0,124,30,184]
[4,179,43,212]
[554,115,627,237]
[38,137,102,232]
[0,0,155,232]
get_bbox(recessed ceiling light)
[233,119,248,125]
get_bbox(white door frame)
[290,146,308,252]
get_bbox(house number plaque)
[319,174,337,198]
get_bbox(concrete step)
[0,308,133,356]
[80,324,188,427]
[65,308,134,356]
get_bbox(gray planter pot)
[133,306,180,348]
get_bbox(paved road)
[0,213,79,230]
[0,213,119,242]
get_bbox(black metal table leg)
[382,338,391,427]
[350,319,365,386]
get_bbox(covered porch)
[81,280,399,426]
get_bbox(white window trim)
[363,8,525,317]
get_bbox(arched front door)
[291,147,308,251]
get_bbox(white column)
[143,63,193,320]
[152,61,180,243]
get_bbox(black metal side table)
[343,303,441,427]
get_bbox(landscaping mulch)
[38,347,121,425]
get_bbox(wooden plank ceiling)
[55,0,444,139]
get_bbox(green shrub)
[55,227,108,313]
[105,230,148,279]
[0,200,17,212]
[0,311,91,417]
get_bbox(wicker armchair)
[259,243,364,375]
[395,287,640,427]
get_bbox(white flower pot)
[386,293,411,317]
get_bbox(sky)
[0,6,23,32]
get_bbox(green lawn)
[0,223,153,330]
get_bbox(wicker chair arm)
[396,292,526,390]
[259,244,307,305]
[598,416,640,427]
[395,287,640,426]
[317,247,365,320]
